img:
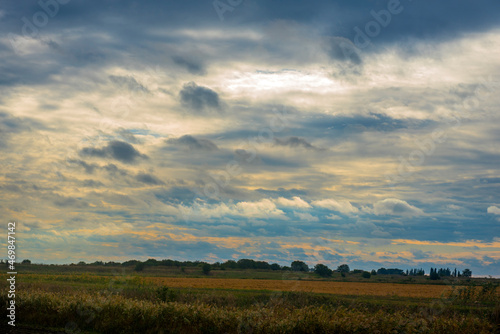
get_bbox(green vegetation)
[2,260,497,333]
[202,263,211,275]
[2,269,498,334]
[10,259,475,282]
[314,263,333,277]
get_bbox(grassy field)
[11,263,484,283]
[2,266,499,333]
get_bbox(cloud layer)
[0,0,499,275]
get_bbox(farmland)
[2,264,499,333]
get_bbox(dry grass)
[3,273,498,333]
[145,277,454,298]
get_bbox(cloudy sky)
[1,0,499,275]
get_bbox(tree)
[222,260,237,269]
[202,263,211,275]
[134,262,145,272]
[21,259,31,265]
[144,258,159,266]
[237,259,256,269]
[362,271,371,279]
[462,268,472,278]
[337,264,350,273]
[314,264,333,277]
[270,263,281,271]
[429,268,440,280]
[377,268,404,275]
[291,261,309,272]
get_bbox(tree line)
[15,258,472,278]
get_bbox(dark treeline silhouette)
[27,258,472,278]
[405,268,425,276]
[376,268,405,275]
[429,267,472,280]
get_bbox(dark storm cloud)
[81,179,104,188]
[67,159,98,174]
[0,183,22,193]
[4,0,499,37]
[479,177,500,184]
[117,129,141,144]
[79,140,147,163]
[109,75,148,93]
[179,82,220,112]
[324,36,362,65]
[0,112,45,148]
[135,173,165,185]
[0,44,57,86]
[2,1,498,96]
[410,249,432,260]
[102,163,128,177]
[154,187,198,204]
[167,135,218,151]
[53,196,89,208]
[172,55,206,75]
[274,137,321,151]
[305,113,433,134]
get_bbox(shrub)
[314,264,332,277]
[291,261,309,272]
[134,262,145,272]
[337,264,350,273]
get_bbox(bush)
[202,263,211,275]
[291,261,309,272]
[362,271,371,279]
[337,264,350,273]
[314,264,333,277]
[134,262,145,272]
[156,286,177,302]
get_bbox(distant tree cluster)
[376,268,405,275]
[314,264,333,277]
[429,267,471,280]
[291,261,309,272]
[66,259,473,280]
[406,268,425,276]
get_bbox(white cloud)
[275,196,311,208]
[294,212,319,222]
[235,199,286,218]
[325,214,342,220]
[487,206,500,215]
[312,199,358,214]
[180,199,287,220]
[372,198,424,217]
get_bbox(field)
[2,265,499,333]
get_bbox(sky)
[0,0,499,276]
